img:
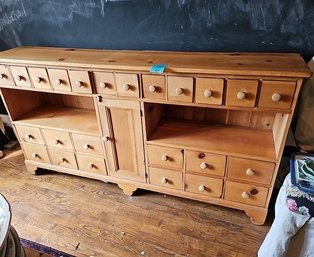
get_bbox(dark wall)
[1,0,314,114]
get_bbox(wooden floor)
[0,149,272,257]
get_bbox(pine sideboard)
[0,47,311,224]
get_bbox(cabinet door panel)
[98,99,145,182]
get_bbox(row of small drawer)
[148,167,268,207]
[0,64,295,110]
[22,143,107,174]
[147,144,275,185]
[15,124,104,156]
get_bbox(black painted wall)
[0,0,314,114]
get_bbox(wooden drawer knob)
[272,93,281,102]
[35,77,42,83]
[200,162,207,170]
[241,192,250,199]
[25,133,33,140]
[61,158,68,163]
[203,90,212,98]
[100,82,107,89]
[245,168,255,176]
[161,177,167,184]
[83,143,90,150]
[54,78,62,85]
[198,184,205,192]
[148,85,156,93]
[176,87,184,95]
[237,91,246,100]
[103,136,110,142]
[161,154,168,161]
[15,75,22,81]
[0,73,5,79]
[88,163,95,169]
[31,153,39,159]
[54,139,62,145]
[123,84,130,91]
[76,81,83,87]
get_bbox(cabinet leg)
[25,162,38,175]
[245,208,268,225]
[117,183,137,196]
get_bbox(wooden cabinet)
[0,47,311,225]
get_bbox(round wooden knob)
[198,184,205,192]
[61,158,67,163]
[103,136,110,142]
[237,91,246,100]
[161,154,168,161]
[203,90,212,98]
[88,163,95,169]
[148,85,156,93]
[200,162,207,170]
[161,177,167,184]
[241,192,250,199]
[123,84,130,91]
[31,153,38,158]
[25,133,32,140]
[55,78,62,85]
[245,168,255,176]
[55,139,61,145]
[100,82,107,89]
[76,81,83,87]
[83,144,90,150]
[176,87,183,95]
[35,77,42,83]
[15,75,22,81]
[272,93,281,102]
[0,73,5,79]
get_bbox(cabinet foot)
[117,183,138,196]
[245,208,268,225]
[25,162,38,175]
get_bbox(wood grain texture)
[0,150,271,257]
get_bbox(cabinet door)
[98,99,145,182]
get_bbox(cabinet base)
[117,183,138,196]
[245,208,268,225]
[25,162,38,175]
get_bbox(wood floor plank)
[0,149,271,256]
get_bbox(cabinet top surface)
[0,46,311,78]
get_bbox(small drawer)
[185,174,223,198]
[48,148,77,169]
[10,66,32,87]
[15,125,44,145]
[0,65,14,86]
[76,154,107,175]
[72,134,103,155]
[224,181,268,207]
[22,143,50,163]
[142,75,166,100]
[168,76,193,103]
[41,129,73,150]
[185,150,226,176]
[227,157,275,185]
[226,79,258,107]
[68,70,92,94]
[147,144,183,170]
[195,78,224,105]
[259,81,296,110]
[48,68,72,92]
[93,71,116,95]
[149,167,183,190]
[115,73,139,98]
[28,67,51,90]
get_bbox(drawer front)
[149,167,183,190]
[15,125,44,145]
[226,79,258,107]
[28,67,51,90]
[48,68,72,92]
[115,73,139,98]
[22,143,50,163]
[227,157,275,185]
[142,75,166,100]
[185,150,226,176]
[48,148,78,169]
[185,174,223,198]
[10,66,32,87]
[168,76,193,103]
[72,133,103,155]
[93,71,116,95]
[147,144,183,170]
[68,70,92,94]
[259,81,296,110]
[41,129,73,150]
[195,78,224,105]
[224,181,268,207]
[76,154,107,175]
[0,65,14,86]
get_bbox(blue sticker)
[150,64,167,73]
